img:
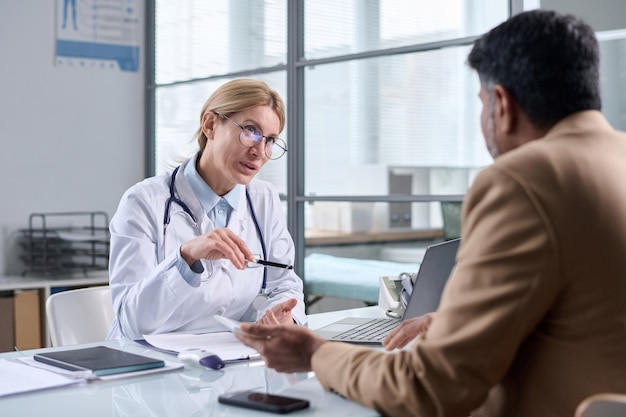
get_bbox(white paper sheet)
[0,358,80,397]
[144,331,259,362]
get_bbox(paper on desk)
[144,331,259,361]
[0,358,80,397]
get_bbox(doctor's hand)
[382,313,435,351]
[258,298,298,326]
[235,323,327,373]
[180,228,256,270]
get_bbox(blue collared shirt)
[175,155,244,283]
[183,156,242,227]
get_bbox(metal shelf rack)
[19,212,110,277]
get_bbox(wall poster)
[55,0,140,72]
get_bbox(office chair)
[46,285,114,346]
[575,393,626,417]
[440,201,462,241]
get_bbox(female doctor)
[107,79,305,340]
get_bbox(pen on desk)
[255,260,294,270]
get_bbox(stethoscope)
[164,166,269,309]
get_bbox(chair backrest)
[575,393,626,417]
[440,201,462,241]
[46,285,114,346]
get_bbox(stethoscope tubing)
[164,166,268,292]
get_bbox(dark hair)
[467,10,601,129]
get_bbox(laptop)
[314,238,460,344]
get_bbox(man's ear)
[493,84,516,134]
[202,112,216,140]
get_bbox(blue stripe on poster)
[56,40,139,72]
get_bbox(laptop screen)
[402,238,460,319]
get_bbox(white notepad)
[0,359,80,398]
[144,331,259,362]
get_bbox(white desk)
[0,274,109,299]
[0,307,386,417]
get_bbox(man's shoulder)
[495,116,625,176]
[467,145,560,204]
[493,142,553,172]
[470,113,626,202]
[495,110,620,164]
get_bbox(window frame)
[146,0,523,293]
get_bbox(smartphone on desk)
[218,389,310,414]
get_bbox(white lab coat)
[107,157,306,340]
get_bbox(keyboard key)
[332,318,401,342]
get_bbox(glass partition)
[303,46,489,197]
[155,0,287,84]
[304,0,508,60]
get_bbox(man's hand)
[382,313,434,351]
[258,298,298,325]
[235,323,327,373]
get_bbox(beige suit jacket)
[312,111,626,417]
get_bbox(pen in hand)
[255,259,294,270]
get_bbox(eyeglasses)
[216,113,287,160]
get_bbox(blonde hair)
[195,78,285,151]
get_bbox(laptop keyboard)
[331,318,401,342]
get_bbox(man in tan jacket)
[237,10,626,417]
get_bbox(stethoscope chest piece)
[252,293,269,310]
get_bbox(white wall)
[0,0,145,275]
